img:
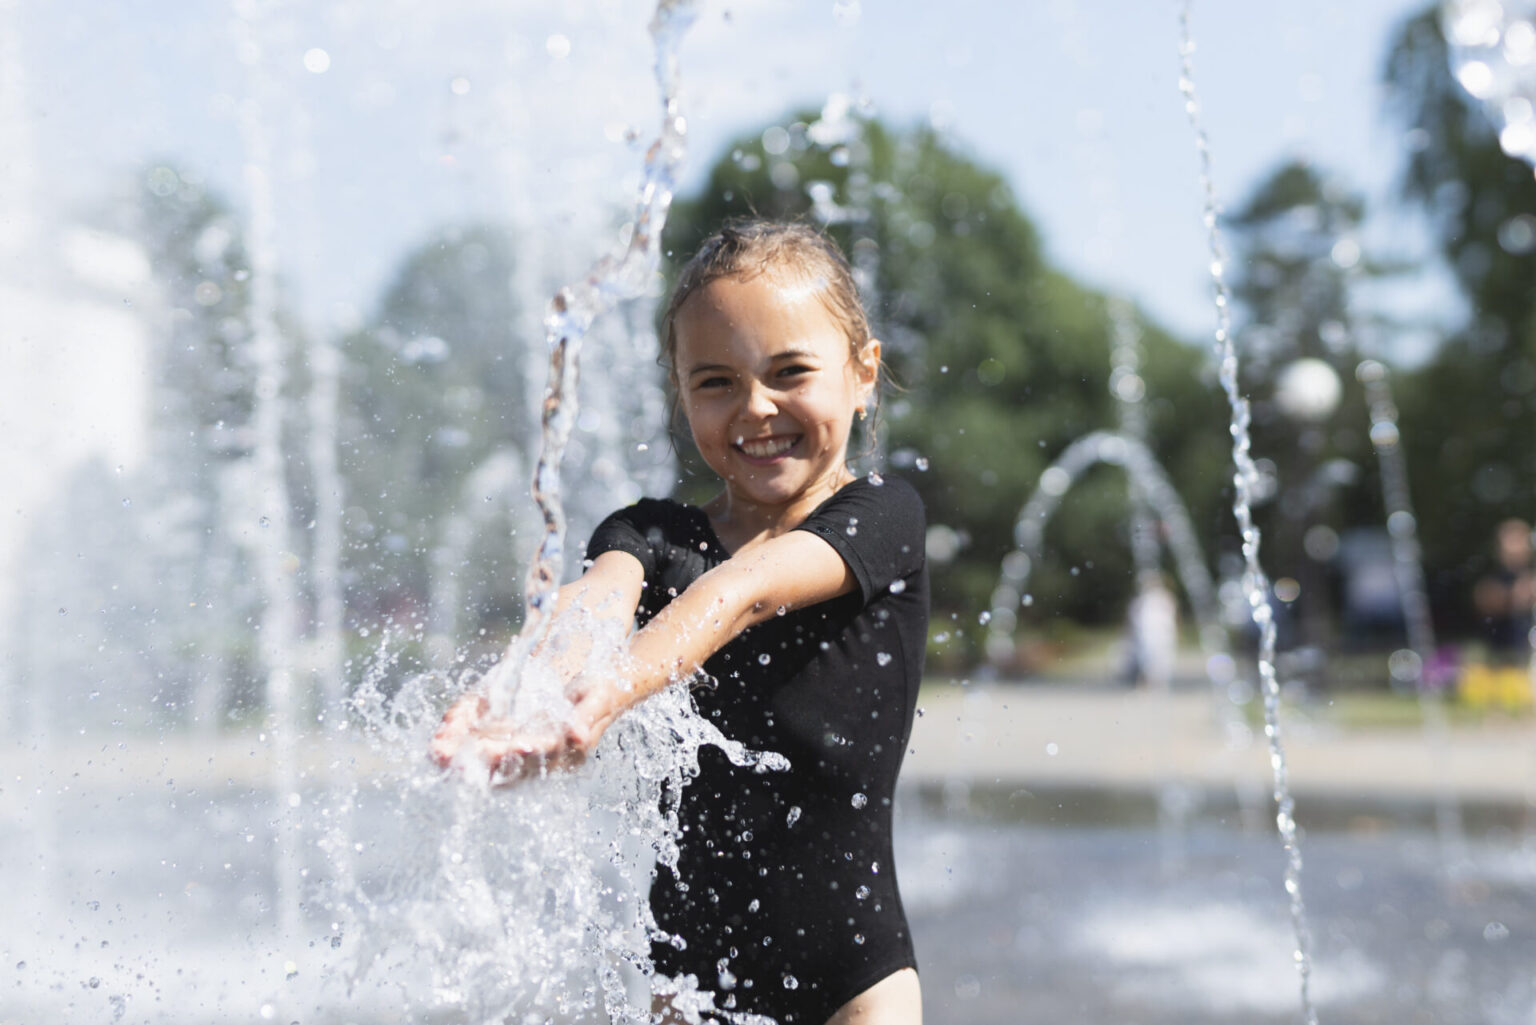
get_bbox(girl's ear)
[856,338,882,396]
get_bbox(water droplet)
[1045,742,1059,756]
[121,497,131,507]
[88,976,101,988]
[775,605,787,616]
[977,611,992,625]
[758,653,771,666]
[871,860,880,873]
[855,885,870,900]
[15,961,25,970]
[867,471,884,485]
[875,652,892,667]
[1021,594,1034,607]
[850,792,868,809]
[57,608,66,616]
[259,516,271,528]
[782,974,799,990]
[302,47,331,74]
[889,579,907,594]
[786,806,802,827]
[915,456,930,471]
[1484,921,1510,942]
[545,33,572,59]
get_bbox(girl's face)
[673,271,878,515]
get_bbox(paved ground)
[7,673,1533,821]
[906,678,1536,809]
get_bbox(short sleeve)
[586,500,665,579]
[793,476,926,602]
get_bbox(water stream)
[985,429,1224,675]
[1177,4,1319,1022]
[231,0,305,948]
[1356,360,1468,866]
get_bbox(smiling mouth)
[735,436,800,460]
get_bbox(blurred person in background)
[1473,518,1534,667]
[1123,570,1178,690]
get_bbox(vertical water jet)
[1178,4,1319,1021]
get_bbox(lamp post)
[1271,357,1348,658]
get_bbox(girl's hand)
[429,679,625,784]
[429,691,491,767]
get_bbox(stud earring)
[856,407,868,421]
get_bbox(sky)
[0,0,1454,624]
[9,0,1448,337]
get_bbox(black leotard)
[587,475,928,1024]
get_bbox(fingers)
[430,692,498,767]
[429,690,604,782]
[477,726,589,786]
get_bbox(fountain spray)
[1178,4,1319,1022]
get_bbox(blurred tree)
[340,224,534,643]
[129,163,272,726]
[1222,159,1384,649]
[1383,8,1536,630]
[664,113,1229,651]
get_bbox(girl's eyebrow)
[685,349,819,376]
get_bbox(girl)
[432,220,927,1025]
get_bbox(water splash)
[1178,5,1319,1023]
[1443,0,1536,171]
[338,610,784,1024]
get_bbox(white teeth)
[740,437,796,458]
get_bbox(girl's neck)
[705,466,856,554]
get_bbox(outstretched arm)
[444,529,857,780]
[593,528,858,721]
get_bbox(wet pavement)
[3,679,1535,1024]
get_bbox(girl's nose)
[742,380,778,419]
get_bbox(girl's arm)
[460,530,857,779]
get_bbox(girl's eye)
[697,376,731,389]
[778,364,813,378]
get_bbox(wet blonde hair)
[660,219,874,390]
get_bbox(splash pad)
[3,1,1536,1024]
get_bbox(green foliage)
[664,113,1228,638]
[339,224,532,629]
[1223,159,1384,596]
[1382,8,1536,613]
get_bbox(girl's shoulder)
[808,473,925,525]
